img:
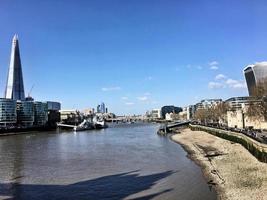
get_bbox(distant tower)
[100,102,105,113]
[5,34,25,100]
[97,105,101,113]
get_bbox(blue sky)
[0,0,267,115]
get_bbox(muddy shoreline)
[171,128,267,200]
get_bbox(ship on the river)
[57,115,107,131]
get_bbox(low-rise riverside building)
[0,99,60,129]
[47,101,61,128]
[195,99,222,110]
[165,113,174,121]
[186,105,196,120]
[225,96,258,111]
[151,109,162,119]
[34,102,48,126]
[0,98,17,126]
[17,100,34,127]
[227,109,267,130]
[178,107,188,121]
[83,108,95,115]
[60,110,82,125]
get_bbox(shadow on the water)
[0,170,174,200]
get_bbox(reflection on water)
[0,123,216,200]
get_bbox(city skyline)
[1,0,267,114]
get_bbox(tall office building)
[244,62,267,96]
[5,34,25,100]
[100,102,105,113]
[97,105,101,113]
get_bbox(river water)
[0,123,216,200]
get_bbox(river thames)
[0,123,216,200]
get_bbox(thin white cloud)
[208,82,224,89]
[121,96,128,100]
[215,74,226,80]
[231,83,247,89]
[125,102,134,105]
[208,78,247,90]
[185,64,202,70]
[209,61,219,70]
[226,79,238,85]
[101,86,121,92]
[226,79,246,89]
[209,61,219,66]
[137,96,148,101]
[210,65,219,70]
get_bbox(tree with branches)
[246,78,267,121]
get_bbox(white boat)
[93,116,108,129]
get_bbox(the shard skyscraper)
[5,34,25,100]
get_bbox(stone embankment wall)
[190,124,267,163]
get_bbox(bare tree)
[213,102,230,125]
[247,78,267,120]
[194,108,213,124]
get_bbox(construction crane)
[27,84,35,98]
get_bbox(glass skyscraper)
[5,34,25,100]
[244,62,267,96]
[100,102,105,113]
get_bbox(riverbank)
[0,126,56,136]
[171,128,267,200]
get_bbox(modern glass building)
[244,62,267,96]
[47,101,61,111]
[195,99,222,110]
[5,35,25,100]
[46,101,61,128]
[16,100,34,127]
[34,102,48,126]
[0,98,17,125]
[100,102,105,113]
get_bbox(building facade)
[0,98,17,125]
[151,109,161,119]
[46,101,61,128]
[227,109,267,130]
[34,102,48,126]
[16,100,34,127]
[224,96,259,111]
[187,105,196,120]
[195,99,222,110]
